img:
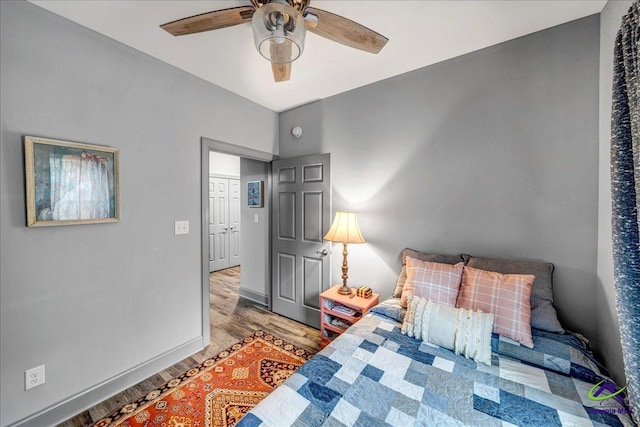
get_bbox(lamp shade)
[252,2,306,64]
[323,212,366,244]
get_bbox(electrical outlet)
[25,365,45,390]
[174,220,189,235]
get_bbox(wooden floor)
[59,267,321,426]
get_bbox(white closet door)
[209,177,230,272]
[228,179,241,268]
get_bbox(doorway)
[200,138,332,342]
[200,138,275,347]
[208,152,241,272]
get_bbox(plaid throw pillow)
[400,257,464,308]
[456,265,535,348]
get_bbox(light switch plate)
[175,220,189,235]
[254,214,259,224]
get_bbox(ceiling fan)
[160,0,388,82]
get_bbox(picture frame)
[24,136,120,227]
[247,180,264,208]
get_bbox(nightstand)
[320,285,380,348]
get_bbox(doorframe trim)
[209,173,240,180]
[200,138,276,346]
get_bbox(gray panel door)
[209,177,230,272]
[271,154,331,328]
[228,179,241,268]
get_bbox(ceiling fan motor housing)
[251,0,310,13]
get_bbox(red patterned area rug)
[92,331,312,427]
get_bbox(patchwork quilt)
[238,303,635,427]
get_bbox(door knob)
[315,249,328,256]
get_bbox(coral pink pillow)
[456,265,535,348]
[400,257,464,308]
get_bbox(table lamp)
[323,211,366,295]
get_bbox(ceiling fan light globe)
[252,2,305,64]
[258,38,301,63]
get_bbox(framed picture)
[247,180,264,208]
[24,136,120,227]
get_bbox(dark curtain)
[611,1,640,424]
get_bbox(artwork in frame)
[247,180,264,208]
[24,136,120,227]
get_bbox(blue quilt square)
[473,394,500,418]
[354,410,383,427]
[344,376,395,420]
[491,334,500,350]
[326,376,352,395]
[422,389,448,413]
[361,364,384,382]
[404,367,428,387]
[409,360,430,374]
[398,345,435,366]
[359,339,379,353]
[570,362,602,384]
[373,326,397,340]
[320,416,347,427]
[297,355,342,385]
[544,370,580,402]
[298,380,342,413]
[530,331,572,358]
[587,408,625,427]
[236,413,261,427]
[473,391,562,425]
[543,354,571,373]
[452,364,497,387]
[298,402,330,426]
[380,328,419,347]
[394,393,421,417]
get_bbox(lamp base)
[337,285,352,295]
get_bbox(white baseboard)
[238,288,269,307]
[7,337,204,427]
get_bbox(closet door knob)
[315,249,328,256]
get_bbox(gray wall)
[239,158,271,305]
[0,2,625,425]
[0,2,277,426]
[597,0,633,386]
[280,16,601,352]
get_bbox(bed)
[237,251,636,427]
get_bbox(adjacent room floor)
[59,267,321,426]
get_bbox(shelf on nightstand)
[319,285,380,348]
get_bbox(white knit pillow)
[402,296,494,365]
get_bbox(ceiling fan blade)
[160,6,254,36]
[305,7,388,54]
[272,63,291,82]
[270,42,292,82]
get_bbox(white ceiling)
[30,0,606,112]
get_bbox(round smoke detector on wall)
[291,126,303,139]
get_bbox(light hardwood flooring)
[59,267,321,426]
